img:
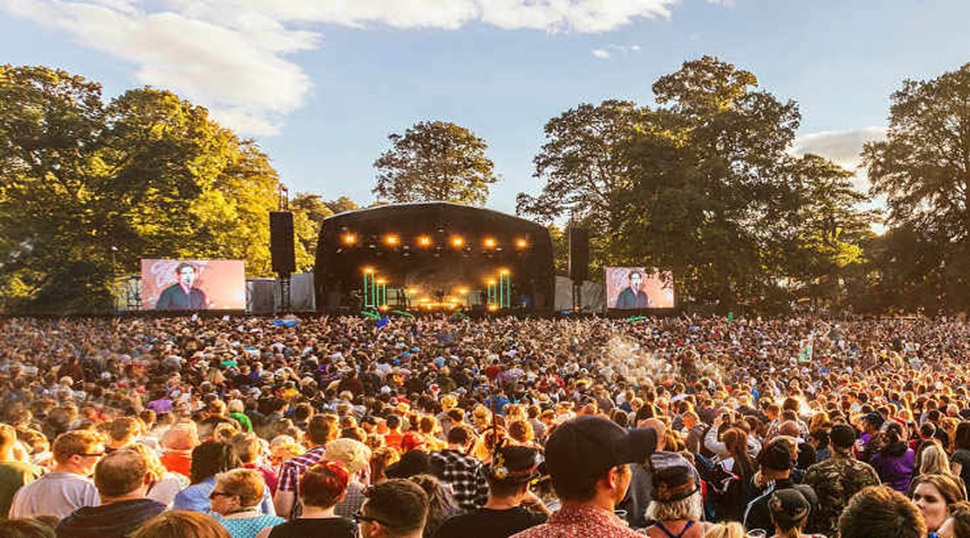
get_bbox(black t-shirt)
[268,517,357,538]
[434,506,546,538]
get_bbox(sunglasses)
[353,511,390,526]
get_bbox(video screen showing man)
[614,269,651,309]
[155,262,208,310]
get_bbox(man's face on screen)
[178,267,196,286]
[630,272,642,289]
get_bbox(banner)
[142,259,246,310]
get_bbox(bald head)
[642,418,667,451]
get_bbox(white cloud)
[3,0,690,135]
[591,43,643,60]
[792,127,887,191]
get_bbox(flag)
[376,317,389,329]
[798,339,813,363]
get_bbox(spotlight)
[499,268,511,276]
[487,304,499,312]
[384,234,399,246]
[456,287,469,295]
[451,236,465,248]
[486,279,497,286]
[342,233,357,245]
[406,288,419,295]
[515,238,528,249]
[417,235,433,247]
[376,278,387,285]
[483,237,497,249]
[362,267,375,274]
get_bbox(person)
[209,469,284,538]
[744,438,820,535]
[0,423,43,517]
[355,478,429,538]
[614,270,650,309]
[173,440,275,515]
[429,424,489,512]
[869,422,916,493]
[131,511,232,538]
[917,443,967,498]
[705,522,746,538]
[324,437,371,518]
[274,415,333,519]
[409,474,458,538]
[9,429,103,519]
[0,517,58,538]
[803,424,881,537]
[767,488,825,538]
[55,448,166,538]
[155,262,208,310]
[705,426,758,524]
[938,500,970,538]
[259,460,356,538]
[127,443,189,509]
[435,445,549,538]
[838,485,926,538]
[511,416,658,538]
[644,463,712,538]
[159,422,198,479]
[910,473,965,536]
[952,423,970,490]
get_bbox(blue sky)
[3,0,970,215]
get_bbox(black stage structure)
[314,202,555,313]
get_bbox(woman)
[705,522,746,538]
[210,469,284,538]
[160,422,198,479]
[132,511,231,538]
[127,443,189,508]
[870,422,916,493]
[409,474,458,538]
[645,464,713,538]
[951,423,970,489]
[910,473,966,535]
[768,488,825,538]
[173,440,273,515]
[258,460,356,538]
[917,443,967,498]
[708,427,758,523]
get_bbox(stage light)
[362,267,375,274]
[451,236,465,248]
[379,305,389,312]
[486,278,497,285]
[376,278,387,285]
[487,304,499,312]
[483,237,497,249]
[342,233,358,246]
[384,234,400,246]
[417,235,432,247]
[406,288,419,295]
[419,297,431,304]
[499,268,511,276]
[515,238,528,249]
[456,287,469,295]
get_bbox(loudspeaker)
[269,211,296,275]
[568,226,589,281]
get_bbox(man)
[743,437,820,535]
[10,430,103,519]
[0,423,42,517]
[55,448,166,538]
[838,485,926,538]
[512,416,657,538]
[618,418,701,529]
[804,424,881,537]
[436,445,550,538]
[155,262,208,310]
[356,478,429,538]
[429,424,489,512]
[275,415,334,519]
[614,270,650,309]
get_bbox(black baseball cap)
[545,416,657,482]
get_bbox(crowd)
[2,314,970,537]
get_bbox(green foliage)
[0,65,291,313]
[863,62,970,312]
[373,121,499,206]
[290,193,334,268]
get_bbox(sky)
[2,0,970,216]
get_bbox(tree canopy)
[373,121,499,206]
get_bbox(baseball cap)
[545,416,657,483]
[769,488,811,527]
[488,445,541,485]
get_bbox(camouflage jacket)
[804,452,881,536]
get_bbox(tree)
[291,193,334,265]
[0,65,297,313]
[863,62,970,311]
[372,121,499,206]
[325,196,359,215]
[517,100,641,233]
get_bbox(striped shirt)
[277,447,326,494]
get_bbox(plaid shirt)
[277,446,326,494]
[430,449,488,511]
[511,505,641,538]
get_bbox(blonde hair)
[325,438,372,476]
[705,522,746,538]
[127,443,167,483]
[214,469,265,508]
[919,443,953,476]
[645,490,703,523]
